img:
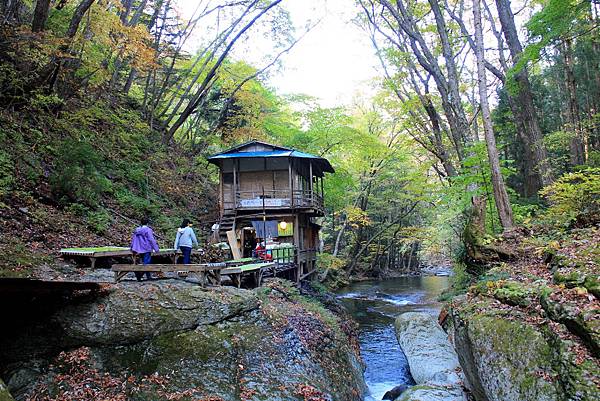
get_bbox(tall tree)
[495,0,553,188]
[561,38,586,165]
[473,0,513,229]
[31,0,50,32]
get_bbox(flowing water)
[337,276,450,401]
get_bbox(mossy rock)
[540,324,600,401]
[13,280,365,401]
[540,292,600,358]
[450,302,560,401]
[584,275,600,299]
[553,270,586,288]
[492,281,531,307]
[0,378,15,401]
[451,298,600,401]
[395,383,466,401]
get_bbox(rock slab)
[394,312,467,401]
[4,279,366,401]
[449,296,600,401]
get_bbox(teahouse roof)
[207,140,335,175]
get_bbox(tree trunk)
[31,0,50,32]
[473,0,513,230]
[164,0,281,142]
[561,39,586,166]
[428,0,473,146]
[495,0,553,187]
[45,0,96,90]
[123,68,136,94]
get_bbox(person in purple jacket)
[130,217,159,281]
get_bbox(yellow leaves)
[70,2,156,87]
[344,206,371,228]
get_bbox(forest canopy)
[0,0,599,283]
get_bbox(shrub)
[438,262,472,302]
[50,140,111,208]
[114,186,158,219]
[539,168,600,228]
[0,149,14,198]
[86,208,112,235]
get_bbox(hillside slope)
[0,97,218,278]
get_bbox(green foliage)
[540,168,600,228]
[317,253,349,289]
[511,201,542,226]
[114,187,156,219]
[507,0,589,88]
[86,208,113,235]
[0,149,14,198]
[439,262,472,302]
[543,130,574,173]
[49,140,112,207]
[587,151,600,168]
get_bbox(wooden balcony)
[223,189,325,214]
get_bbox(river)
[337,276,450,401]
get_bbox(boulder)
[540,291,600,358]
[449,296,600,401]
[396,384,467,401]
[382,384,408,400]
[394,312,467,401]
[7,279,366,401]
[0,378,14,401]
[53,281,261,344]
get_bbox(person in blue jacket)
[174,218,198,264]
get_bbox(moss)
[492,281,531,307]
[467,313,560,400]
[0,238,53,278]
[553,270,587,287]
[0,378,14,401]
[583,275,600,299]
[540,324,600,401]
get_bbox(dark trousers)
[180,246,192,264]
[135,252,152,280]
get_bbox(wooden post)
[262,186,266,242]
[320,176,324,199]
[219,170,224,213]
[233,159,238,210]
[288,157,293,207]
[309,161,313,205]
[294,214,300,283]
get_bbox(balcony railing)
[224,189,324,212]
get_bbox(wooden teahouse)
[208,140,334,282]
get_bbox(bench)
[112,263,226,287]
[61,248,202,268]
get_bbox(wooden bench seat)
[112,261,275,288]
[112,263,225,287]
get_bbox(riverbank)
[443,226,600,401]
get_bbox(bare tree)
[473,0,513,229]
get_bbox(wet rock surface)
[1,279,365,401]
[394,312,467,401]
